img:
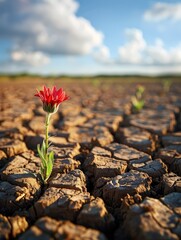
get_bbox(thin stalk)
[45,113,51,155]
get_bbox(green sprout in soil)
[163,79,172,93]
[131,85,145,112]
[34,86,69,183]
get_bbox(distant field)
[0,74,181,84]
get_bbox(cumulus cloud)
[11,50,50,66]
[95,28,181,67]
[93,45,113,63]
[0,0,103,66]
[118,29,146,64]
[116,28,181,66]
[144,2,181,22]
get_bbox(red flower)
[35,86,69,113]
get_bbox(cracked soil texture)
[0,78,181,240]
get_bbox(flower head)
[35,86,69,113]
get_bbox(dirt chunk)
[52,143,80,159]
[93,177,111,198]
[161,192,181,215]
[91,146,112,157]
[0,150,7,168]
[172,158,181,177]
[0,138,27,157]
[19,216,107,240]
[68,126,113,147]
[53,158,81,174]
[9,215,28,238]
[0,181,26,214]
[157,145,181,176]
[162,132,181,147]
[48,135,68,146]
[131,158,168,178]
[101,170,152,207]
[32,170,90,221]
[83,114,123,132]
[123,196,180,240]
[49,169,87,192]
[129,109,176,135]
[32,188,90,221]
[162,173,181,195]
[77,197,115,232]
[116,126,157,154]
[50,144,81,174]
[0,154,41,214]
[32,187,91,221]
[60,115,88,129]
[118,194,143,221]
[157,146,181,165]
[105,143,151,169]
[0,214,11,240]
[83,152,127,181]
[1,104,33,123]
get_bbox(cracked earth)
[0,79,181,240]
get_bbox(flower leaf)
[49,151,54,163]
[45,151,54,182]
[41,140,46,155]
[37,144,46,168]
[40,166,45,181]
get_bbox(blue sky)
[0,0,181,75]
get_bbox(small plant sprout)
[35,86,69,183]
[131,85,145,112]
[163,79,172,93]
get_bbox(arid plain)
[0,77,181,240]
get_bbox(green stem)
[45,113,51,154]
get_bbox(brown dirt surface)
[0,78,181,239]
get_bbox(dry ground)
[0,77,181,240]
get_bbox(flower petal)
[34,85,69,113]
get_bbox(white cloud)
[93,45,112,63]
[118,29,146,64]
[94,28,181,68]
[11,50,50,66]
[116,28,181,66]
[0,0,103,66]
[144,2,181,22]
